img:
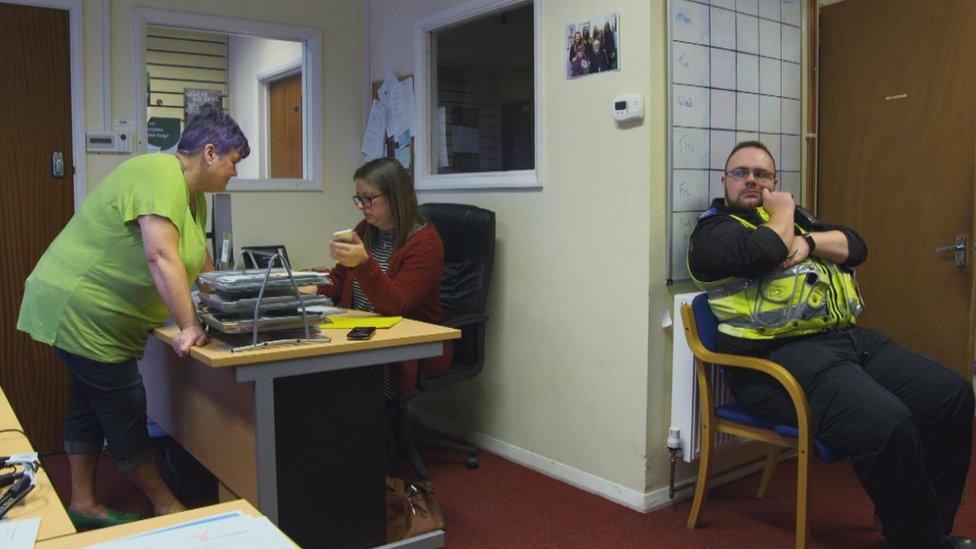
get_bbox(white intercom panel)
[86,132,132,153]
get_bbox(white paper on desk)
[89,514,292,549]
[123,511,242,540]
[0,516,40,549]
[437,107,449,168]
[250,516,296,548]
[361,99,387,161]
[378,73,400,138]
[449,125,480,154]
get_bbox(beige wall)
[81,0,364,269]
[372,0,808,499]
[371,0,657,494]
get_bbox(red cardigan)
[318,220,452,390]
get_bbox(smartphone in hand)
[347,327,376,341]
[332,229,355,242]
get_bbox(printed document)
[362,99,387,161]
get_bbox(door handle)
[51,151,64,179]
[935,234,967,267]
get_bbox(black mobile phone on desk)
[347,327,376,340]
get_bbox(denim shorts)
[54,348,152,471]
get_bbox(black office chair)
[396,203,495,482]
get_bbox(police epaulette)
[697,207,718,221]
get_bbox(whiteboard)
[668,0,804,283]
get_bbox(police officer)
[688,141,974,548]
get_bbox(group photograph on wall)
[566,13,620,79]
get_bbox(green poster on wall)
[147,117,181,153]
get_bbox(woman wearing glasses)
[317,158,451,398]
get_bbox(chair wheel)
[466,455,479,469]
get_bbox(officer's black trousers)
[726,326,974,546]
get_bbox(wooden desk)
[36,499,294,547]
[0,386,25,434]
[140,319,458,548]
[0,393,75,542]
[0,437,74,541]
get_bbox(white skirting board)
[411,409,779,513]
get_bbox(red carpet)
[40,433,976,547]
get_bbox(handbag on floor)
[386,476,445,542]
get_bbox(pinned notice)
[362,99,387,161]
[378,73,400,138]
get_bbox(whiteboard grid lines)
[681,0,802,29]
[671,39,802,63]
[669,0,804,282]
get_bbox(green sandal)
[67,508,142,529]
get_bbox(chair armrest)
[443,313,488,329]
[695,346,814,455]
[680,303,813,452]
[691,345,804,400]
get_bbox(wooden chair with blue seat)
[680,293,846,549]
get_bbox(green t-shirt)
[17,153,207,363]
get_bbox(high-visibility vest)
[690,207,864,340]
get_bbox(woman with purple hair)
[17,105,248,528]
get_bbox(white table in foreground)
[35,499,289,547]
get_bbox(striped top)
[352,229,392,312]
[352,223,423,399]
[352,223,423,312]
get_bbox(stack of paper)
[88,512,293,549]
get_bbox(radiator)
[669,292,744,462]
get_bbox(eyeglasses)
[353,193,383,208]
[725,167,776,182]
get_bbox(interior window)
[430,4,534,175]
[145,25,303,179]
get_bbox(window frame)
[133,8,323,192]
[413,0,543,190]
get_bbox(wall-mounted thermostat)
[612,94,644,122]
[86,131,132,153]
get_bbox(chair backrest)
[691,293,720,353]
[419,203,495,379]
[420,203,495,320]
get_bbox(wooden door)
[818,0,976,378]
[269,72,302,178]
[0,2,75,451]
